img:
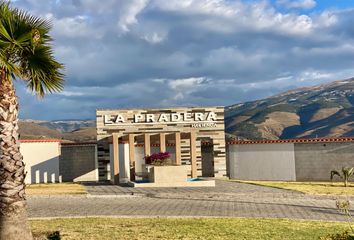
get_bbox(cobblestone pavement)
[27,181,350,221]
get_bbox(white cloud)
[277,0,316,10]
[117,0,149,32]
[297,70,334,82]
[168,77,207,89]
[11,0,354,120]
[58,91,84,97]
[53,15,102,38]
[152,0,240,17]
[141,32,166,44]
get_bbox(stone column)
[128,134,135,180]
[159,133,166,152]
[190,131,197,178]
[144,133,151,157]
[112,133,120,184]
[175,132,181,165]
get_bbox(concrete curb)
[28,215,347,222]
[27,193,146,199]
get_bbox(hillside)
[225,78,354,140]
[19,120,96,142]
[19,78,354,141]
[19,122,63,140]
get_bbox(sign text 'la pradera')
[103,112,218,125]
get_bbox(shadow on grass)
[33,231,60,240]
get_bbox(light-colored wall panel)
[21,142,60,184]
[294,142,354,181]
[229,143,296,181]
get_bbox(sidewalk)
[27,181,349,221]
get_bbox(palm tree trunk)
[0,75,33,239]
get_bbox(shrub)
[320,200,354,240]
[144,152,171,166]
[319,231,354,240]
[331,167,354,187]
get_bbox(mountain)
[21,119,95,132]
[20,78,354,141]
[19,121,63,140]
[19,120,96,142]
[225,78,354,140]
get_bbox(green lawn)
[26,183,86,196]
[235,180,354,196]
[31,217,350,240]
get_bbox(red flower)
[144,152,171,165]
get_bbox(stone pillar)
[119,142,130,183]
[175,132,181,165]
[159,133,166,152]
[144,134,151,157]
[128,134,135,166]
[128,134,135,180]
[112,133,120,184]
[190,131,197,178]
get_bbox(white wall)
[21,142,60,184]
[229,143,296,181]
[135,146,144,174]
[109,143,130,183]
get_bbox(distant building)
[96,107,226,183]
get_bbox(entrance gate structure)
[96,107,226,184]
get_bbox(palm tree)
[0,2,64,239]
[331,167,354,187]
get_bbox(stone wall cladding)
[227,139,354,181]
[294,142,354,181]
[60,144,98,182]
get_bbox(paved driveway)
[84,180,296,197]
[27,180,349,221]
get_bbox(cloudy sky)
[12,0,354,120]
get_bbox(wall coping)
[227,137,354,145]
[61,142,97,146]
[20,139,61,143]
[20,137,354,145]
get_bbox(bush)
[320,231,354,240]
[144,152,171,166]
[320,200,354,240]
[330,167,354,187]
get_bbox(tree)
[0,2,64,239]
[331,167,354,187]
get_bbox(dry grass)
[237,180,354,196]
[26,183,86,196]
[31,217,350,240]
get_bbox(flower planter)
[129,164,215,187]
[147,165,189,184]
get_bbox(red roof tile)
[227,137,354,145]
[20,139,61,143]
[61,142,97,146]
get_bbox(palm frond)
[342,167,354,179]
[330,170,342,181]
[0,1,64,96]
[21,45,64,97]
